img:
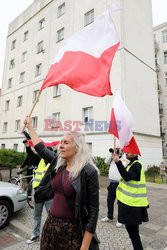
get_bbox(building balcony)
[154,41,159,51]
[159,108,164,116]
[155,62,160,72]
[157,84,162,93]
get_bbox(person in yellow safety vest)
[113,152,149,250]
[33,158,50,189]
[23,139,57,244]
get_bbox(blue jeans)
[107,182,119,219]
[33,199,53,237]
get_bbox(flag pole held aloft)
[21,91,42,134]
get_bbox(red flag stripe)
[121,136,141,156]
[40,43,119,97]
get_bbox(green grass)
[146,174,166,184]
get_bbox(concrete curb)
[9,219,32,239]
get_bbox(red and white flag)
[109,91,141,155]
[40,4,120,97]
[28,138,60,147]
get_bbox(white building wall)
[154,22,167,162]
[0,0,163,169]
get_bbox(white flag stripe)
[53,4,120,63]
[113,91,135,148]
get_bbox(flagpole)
[21,91,42,134]
[114,136,116,153]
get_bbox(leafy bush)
[93,156,109,176]
[0,148,26,168]
[145,165,159,177]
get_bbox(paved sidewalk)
[6,176,167,249]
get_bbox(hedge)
[93,156,109,176]
[0,148,27,168]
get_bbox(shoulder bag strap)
[62,168,75,217]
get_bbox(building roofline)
[154,21,167,31]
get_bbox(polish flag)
[28,138,60,147]
[109,91,141,155]
[40,4,120,97]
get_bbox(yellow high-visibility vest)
[116,160,148,207]
[33,159,50,188]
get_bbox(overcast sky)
[0,0,167,88]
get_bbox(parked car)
[0,181,27,229]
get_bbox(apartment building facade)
[0,0,163,169]
[154,22,167,163]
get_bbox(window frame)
[21,51,27,62]
[11,39,16,50]
[32,116,38,129]
[37,41,44,53]
[33,90,40,103]
[53,85,61,97]
[23,30,29,41]
[9,59,15,69]
[35,63,42,76]
[19,72,25,83]
[84,9,94,26]
[162,30,167,43]
[58,2,65,17]
[39,18,45,30]
[165,72,167,86]
[17,95,23,107]
[52,112,60,128]
[57,27,64,42]
[3,122,8,133]
[82,106,93,123]
[15,120,21,131]
[5,100,10,111]
[8,78,12,89]
[164,51,167,64]
[13,144,18,151]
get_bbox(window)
[21,51,27,62]
[17,95,23,107]
[3,122,8,133]
[82,107,93,123]
[15,120,21,131]
[32,116,38,129]
[52,112,60,127]
[5,100,10,111]
[84,9,94,26]
[164,51,167,64]
[165,72,167,86]
[39,18,45,30]
[20,72,25,83]
[9,59,15,69]
[8,78,12,89]
[1,144,5,149]
[154,34,156,42]
[35,63,42,76]
[87,142,92,153]
[11,39,16,50]
[33,90,40,103]
[37,41,44,53]
[57,28,64,42]
[24,30,29,41]
[58,3,65,17]
[162,30,167,43]
[13,144,18,151]
[53,85,61,97]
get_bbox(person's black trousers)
[125,224,143,250]
[107,182,119,219]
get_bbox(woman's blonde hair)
[55,131,99,179]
